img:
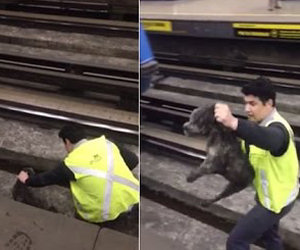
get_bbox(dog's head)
[183,104,216,136]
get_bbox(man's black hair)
[241,76,276,106]
[58,124,86,144]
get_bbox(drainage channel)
[0,161,75,219]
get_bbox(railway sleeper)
[0,62,138,111]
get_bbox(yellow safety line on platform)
[142,20,172,32]
[233,23,300,30]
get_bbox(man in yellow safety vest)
[17,124,139,224]
[214,76,298,250]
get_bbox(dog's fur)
[183,105,254,206]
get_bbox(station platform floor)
[0,196,138,250]
[141,0,300,22]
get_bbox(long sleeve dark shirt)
[26,144,138,187]
[236,118,290,157]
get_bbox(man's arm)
[17,163,75,187]
[214,103,289,156]
[237,119,289,156]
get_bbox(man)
[17,125,139,224]
[140,23,158,93]
[269,0,282,10]
[214,76,298,250]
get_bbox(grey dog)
[183,104,254,206]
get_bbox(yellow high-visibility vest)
[244,110,298,213]
[64,136,139,223]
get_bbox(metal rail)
[3,0,137,21]
[157,52,300,79]
[141,123,206,161]
[0,61,138,110]
[0,99,138,144]
[5,1,110,19]
[0,51,138,83]
[159,63,300,95]
[0,10,138,37]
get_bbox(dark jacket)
[26,144,138,187]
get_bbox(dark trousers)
[100,204,139,237]
[227,200,295,250]
[141,75,152,94]
[75,204,139,237]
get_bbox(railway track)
[0,10,138,37]
[157,52,300,80]
[4,0,111,19]
[0,84,138,144]
[0,4,139,247]
[159,63,300,95]
[2,0,137,21]
[0,50,138,111]
[0,51,138,81]
[141,69,300,159]
[141,122,205,163]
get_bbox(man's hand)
[214,103,238,130]
[17,171,29,184]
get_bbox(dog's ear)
[194,104,215,128]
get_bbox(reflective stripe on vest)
[260,170,271,209]
[285,182,299,206]
[68,140,139,220]
[103,140,114,220]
